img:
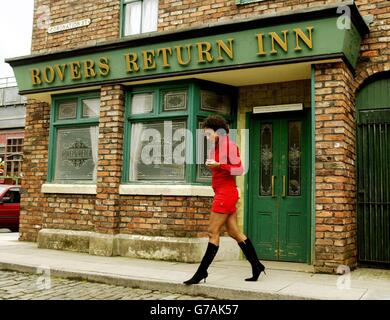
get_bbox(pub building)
[6,0,390,273]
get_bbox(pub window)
[5,138,24,178]
[48,93,100,183]
[122,0,158,36]
[124,81,236,184]
[196,86,233,183]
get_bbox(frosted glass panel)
[54,126,98,181]
[196,119,212,181]
[131,93,154,114]
[200,90,231,115]
[163,91,187,111]
[260,124,272,196]
[129,121,186,181]
[82,98,100,118]
[58,101,77,120]
[288,121,302,196]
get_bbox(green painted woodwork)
[248,111,310,263]
[356,76,390,264]
[11,16,363,94]
[48,91,100,183]
[310,65,316,264]
[357,76,390,110]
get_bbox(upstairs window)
[123,0,158,36]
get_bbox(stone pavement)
[0,270,211,300]
[0,231,390,300]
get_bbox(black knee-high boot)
[183,242,219,285]
[238,238,266,281]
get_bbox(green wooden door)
[248,112,310,262]
[357,76,390,265]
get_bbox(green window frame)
[48,92,100,184]
[120,0,159,37]
[122,80,237,185]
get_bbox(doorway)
[247,111,311,263]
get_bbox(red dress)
[209,135,244,214]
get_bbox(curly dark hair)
[201,115,229,134]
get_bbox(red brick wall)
[19,101,50,241]
[158,0,340,31]
[31,0,120,53]
[239,80,311,107]
[120,196,211,237]
[43,195,95,231]
[314,62,357,273]
[94,85,125,234]
[354,0,390,91]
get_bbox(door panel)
[357,110,390,264]
[254,211,275,258]
[250,120,278,260]
[248,112,310,263]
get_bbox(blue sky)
[0,0,34,78]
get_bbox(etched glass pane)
[163,91,187,111]
[58,101,77,120]
[82,98,100,118]
[288,121,302,196]
[129,121,186,181]
[200,90,231,115]
[131,93,153,114]
[260,124,272,196]
[196,119,212,181]
[54,126,98,181]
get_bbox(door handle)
[282,175,286,198]
[271,175,276,198]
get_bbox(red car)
[0,185,20,232]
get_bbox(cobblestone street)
[0,270,212,300]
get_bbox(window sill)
[119,184,214,197]
[41,183,97,195]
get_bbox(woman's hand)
[205,159,220,169]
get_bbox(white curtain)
[89,126,99,182]
[129,123,144,181]
[124,1,142,36]
[142,0,158,33]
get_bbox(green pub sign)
[8,14,365,93]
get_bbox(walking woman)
[184,115,266,285]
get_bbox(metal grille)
[357,109,390,264]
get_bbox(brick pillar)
[314,62,357,273]
[93,85,125,235]
[19,100,50,241]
